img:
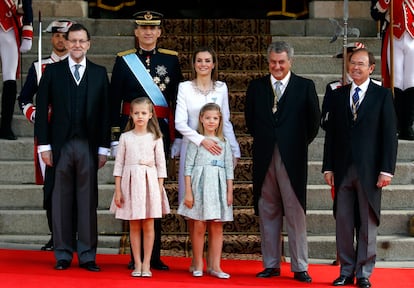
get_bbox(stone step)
[29,17,378,38]
[161,234,414,261]
[2,184,414,212]
[24,35,382,58]
[11,52,382,80]
[0,207,412,237]
[2,136,414,163]
[0,158,413,185]
[0,233,412,262]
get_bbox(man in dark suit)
[109,10,183,271]
[18,19,74,252]
[322,48,398,288]
[245,41,320,283]
[34,23,111,272]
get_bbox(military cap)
[133,11,163,26]
[334,42,365,58]
[44,19,75,33]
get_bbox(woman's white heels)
[192,270,203,277]
[209,270,230,279]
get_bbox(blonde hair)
[197,103,224,141]
[124,97,163,140]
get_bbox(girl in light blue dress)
[177,103,234,279]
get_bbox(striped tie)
[74,64,81,81]
[352,87,360,120]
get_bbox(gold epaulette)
[117,49,137,57]
[158,48,178,56]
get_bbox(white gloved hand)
[20,38,32,53]
[110,141,119,158]
[170,138,182,158]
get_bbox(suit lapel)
[62,60,72,117]
[354,81,374,124]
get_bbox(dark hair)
[351,48,376,66]
[191,46,218,81]
[65,23,90,41]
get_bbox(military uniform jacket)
[110,48,183,142]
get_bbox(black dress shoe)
[294,271,312,283]
[80,261,101,272]
[357,278,371,288]
[333,275,354,286]
[55,260,70,270]
[0,129,17,140]
[151,259,169,270]
[256,268,281,278]
[41,238,54,251]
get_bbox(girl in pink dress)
[110,97,170,278]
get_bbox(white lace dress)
[110,131,170,220]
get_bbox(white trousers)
[388,31,414,90]
[0,29,18,81]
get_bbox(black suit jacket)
[322,80,398,224]
[245,73,321,215]
[34,58,110,200]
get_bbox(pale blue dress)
[177,136,234,221]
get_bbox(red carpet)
[0,249,412,287]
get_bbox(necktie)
[272,81,282,113]
[352,87,360,120]
[74,64,81,81]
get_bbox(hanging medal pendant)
[146,56,150,68]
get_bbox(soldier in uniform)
[371,0,414,140]
[0,0,33,140]
[18,19,74,251]
[109,10,183,271]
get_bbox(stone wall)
[33,0,87,18]
[309,0,372,19]
[32,0,374,19]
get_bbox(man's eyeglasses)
[67,39,89,45]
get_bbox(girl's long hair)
[197,102,224,141]
[124,97,163,140]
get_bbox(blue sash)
[122,53,168,107]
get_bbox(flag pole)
[37,11,42,83]
[342,0,349,85]
[389,0,394,97]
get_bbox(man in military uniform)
[18,19,74,251]
[371,0,414,140]
[0,0,33,140]
[109,10,183,271]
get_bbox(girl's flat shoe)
[192,270,203,277]
[210,270,230,279]
[141,271,152,277]
[131,270,141,277]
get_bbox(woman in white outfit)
[173,46,240,272]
